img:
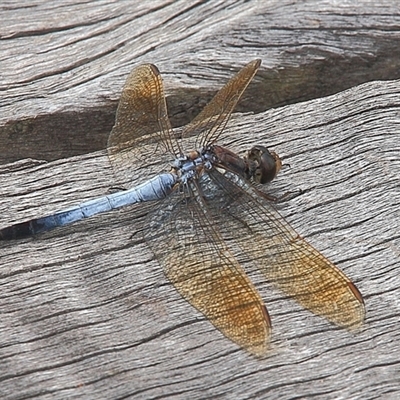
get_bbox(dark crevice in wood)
[1,45,400,165]
[0,108,115,164]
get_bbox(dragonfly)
[0,60,365,356]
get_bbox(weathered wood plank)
[1,78,399,399]
[1,1,400,163]
[2,0,400,398]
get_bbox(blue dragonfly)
[0,60,365,356]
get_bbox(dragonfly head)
[246,145,282,184]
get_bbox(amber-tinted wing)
[145,183,271,356]
[200,169,365,329]
[181,59,261,149]
[108,64,180,187]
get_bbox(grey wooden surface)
[1,1,400,163]
[1,1,400,399]
[1,79,400,399]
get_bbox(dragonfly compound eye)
[246,145,282,184]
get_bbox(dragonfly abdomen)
[0,173,177,240]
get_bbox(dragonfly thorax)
[172,149,215,183]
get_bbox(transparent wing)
[107,64,180,187]
[180,59,261,148]
[201,169,365,329]
[145,183,271,356]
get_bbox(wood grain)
[1,1,400,163]
[1,1,400,399]
[1,77,400,399]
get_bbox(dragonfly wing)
[145,183,271,356]
[201,169,365,330]
[180,59,261,148]
[108,64,179,187]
